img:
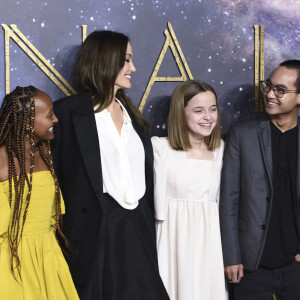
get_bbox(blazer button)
[81,208,87,213]
[261,224,266,230]
[266,196,270,202]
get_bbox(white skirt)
[157,198,228,300]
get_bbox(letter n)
[1,24,76,95]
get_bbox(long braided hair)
[0,86,68,279]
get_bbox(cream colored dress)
[152,137,227,300]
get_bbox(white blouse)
[94,100,146,210]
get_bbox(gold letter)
[82,25,87,43]
[1,24,76,95]
[139,22,193,111]
[254,24,265,112]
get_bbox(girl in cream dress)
[152,80,227,300]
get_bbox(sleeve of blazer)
[219,123,242,267]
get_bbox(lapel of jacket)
[258,116,273,187]
[126,107,154,200]
[71,93,104,202]
[127,107,153,168]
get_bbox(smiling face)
[114,42,136,95]
[184,91,218,141]
[33,90,58,142]
[264,66,300,119]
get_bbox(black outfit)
[220,116,300,300]
[234,262,300,300]
[260,123,300,268]
[234,123,300,299]
[51,92,169,300]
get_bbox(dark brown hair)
[0,86,68,279]
[75,30,148,130]
[168,80,221,151]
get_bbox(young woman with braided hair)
[0,86,79,299]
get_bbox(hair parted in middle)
[75,30,148,130]
[168,80,221,151]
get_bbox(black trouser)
[234,261,300,300]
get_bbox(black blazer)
[51,92,156,287]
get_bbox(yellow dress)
[0,171,79,300]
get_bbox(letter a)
[139,22,193,111]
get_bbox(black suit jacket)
[51,92,156,287]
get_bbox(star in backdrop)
[0,0,299,134]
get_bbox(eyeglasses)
[260,81,299,98]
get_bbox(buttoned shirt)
[94,100,146,209]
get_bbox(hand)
[224,264,244,283]
[295,254,300,261]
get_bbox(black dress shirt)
[260,122,300,268]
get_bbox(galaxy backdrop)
[1,0,300,135]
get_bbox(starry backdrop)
[0,0,299,136]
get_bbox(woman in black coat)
[51,30,169,300]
